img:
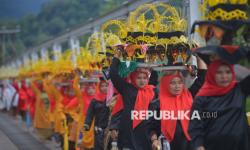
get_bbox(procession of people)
[1,1,250,150]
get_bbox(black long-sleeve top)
[171,69,206,150]
[84,99,110,129]
[188,69,207,98]
[108,68,159,131]
[150,68,207,150]
[188,74,250,150]
[109,111,122,130]
[110,57,160,150]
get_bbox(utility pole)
[0,26,20,65]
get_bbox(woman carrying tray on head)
[66,76,97,150]
[188,58,250,150]
[188,1,250,150]
[108,69,158,149]
[109,47,160,150]
[150,56,207,150]
[84,78,110,150]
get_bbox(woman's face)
[86,85,95,96]
[215,65,232,87]
[99,82,108,94]
[168,77,184,96]
[67,88,75,97]
[135,73,148,88]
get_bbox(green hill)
[0,0,127,63]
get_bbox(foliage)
[0,0,127,63]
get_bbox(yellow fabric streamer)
[64,119,69,150]
[31,81,51,129]
[72,76,95,149]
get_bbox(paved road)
[0,129,18,150]
[0,113,50,150]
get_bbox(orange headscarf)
[160,73,192,142]
[94,80,108,102]
[18,80,28,111]
[66,83,96,115]
[129,70,155,129]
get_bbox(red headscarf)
[94,80,108,102]
[21,80,27,90]
[82,83,96,114]
[160,73,192,142]
[197,60,237,96]
[111,94,124,115]
[62,88,74,107]
[18,80,28,111]
[129,69,155,129]
[59,84,75,106]
[26,86,36,119]
[66,83,96,115]
[12,81,19,91]
[35,81,43,91]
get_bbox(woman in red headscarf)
[108,70,159,146]
[25,83,36,120]
[18,80,29,121]
[66,81,96,116]
[60,85,75,107]
[149,57,207,150]
[84,78,110,150]
[66,77,97,150]
[188,60,250,150]
[109,54,159,150]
